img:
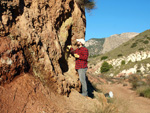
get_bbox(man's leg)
[78,68,88,96]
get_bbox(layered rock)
[0,0,86,95]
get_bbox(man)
[67,38,89,96]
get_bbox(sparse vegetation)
[100,61,112,73]
[138,48,144,51]
[146,36,150,40]
[128,74,150,98]
[95,103,118,113]
[131,42,137,48]
[88,30,150,60]
[89,54,99,58]
[121,60,125,65]
[128,74,142,89]
[101,56,108,60]
[143,40,149,44]
[117,54,123,57]
[137,86,150,98]
[146,75,150,85]
[76,0,95,11]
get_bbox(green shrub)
[100,61,112,73]
[136,39,143,42]
[143,40,149,44]
[128,75,143,89]
[138,48,144,51]
[131,42,137,48]
[89,54,98,58]
[146,75,150,85]
[137,86,150,98]
[117,54,123,57]
[121,60,125,65]
[101,56,108,60]
[146,37,150,40]
[137,70,141,73]
[128,60,132,63]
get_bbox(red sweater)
[71,47,89,69]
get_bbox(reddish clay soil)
[99,82,150,113]
[0,73,103,113]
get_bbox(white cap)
[76,38,85,45]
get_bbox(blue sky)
[85,0,150,41]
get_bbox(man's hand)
[66,45,72,52]
[74,53,80,58]
[67,45,72,49]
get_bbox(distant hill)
[88,30,150,77]
[85,32,139,56]
[103,30,150,59]
[85,38,105,56]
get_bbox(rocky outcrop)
[0,73,109,113]
[0,0,86,95]
[88,51,150,77]
[108,51,150,67]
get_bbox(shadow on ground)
[86,76,96,98]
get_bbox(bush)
[146,37,150,40]
[89,54,98,58]
[100,61,112,73]
[76,0,95,11]
[131,42,137,48]
[138,48,144,51]
[137,70,141,73]
[117,54,123,57]
[101,56,108,60]
[121,60,125,65]
[137,86,150,98]
[146,75,150,85]
[129,75,150,99]
[143,40,149,44]
[128,75,143,89]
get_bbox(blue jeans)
[77,68,88,96]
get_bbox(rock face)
[0,73,107,113]
[0,0,86,95]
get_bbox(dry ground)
[98,82,150,113]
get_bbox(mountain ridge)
[85,32,139,56]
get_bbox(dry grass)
[128,74,150,98]
[95,103,118,113]
[136,85,150,98]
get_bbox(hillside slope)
[85,32,139,56]
[102,32,139,54]
[88,30,150,76]
[85,38,105,56]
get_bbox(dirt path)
[99,83,150,113]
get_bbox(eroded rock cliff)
[0,1,115,113]
[0,0,86,95]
